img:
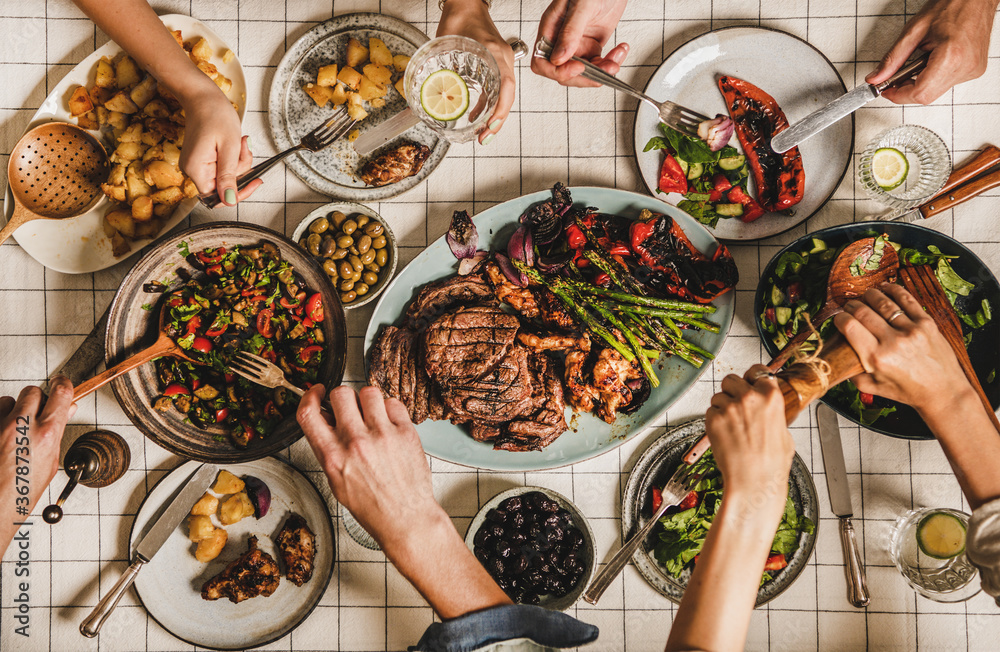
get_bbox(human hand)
[178,87,261,206]
[437,0,516,145]
[866,0,998,105]
[531,0,629,87]
[833,284,971,409]
[705,365,794,501]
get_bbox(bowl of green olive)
[292,202,397,309]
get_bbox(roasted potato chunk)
[302,83,332,107]
[195,528,227,563]
[392,54,410,73]
[95,57,116,88]
[189,38,212,63]
[346,93,368,121]
[317,64,338,87]
[330,84,349,106]
[190,493,219,517]
[150,186,184,206]
[116,55,141,88]
[219,493,253,525]
[213,470,244,494]
[368,37,393,67]
[104,91,138,114]
[144,160,185,189]
[130,75,158,109]
[68,86,94,116]
[105,209,136,238]
[337,66,362,90]
[346,37,368,68]
[358,75,386,101]
[188,515,216,542]
[394,77,406,99]
[131,195,154,222]
[111,232,130,257]
[362,63,392,88]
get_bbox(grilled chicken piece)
[358,140,431,187]
[563,334,598,413]
[201,535,280,603]
[592,347,642,423]
[517,331,588,352]
[276,514,317,586]
[486,262,539,317]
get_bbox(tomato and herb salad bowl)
[622,420,818,605]
[754,221,1000,439]
[105,223,347,463]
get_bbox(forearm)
[666,493,784,652]
[72,0,221,105]
[0,433,58,553]
[918,387,1000,510]
[385,507,511,620]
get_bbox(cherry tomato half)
[163,383,190,396]
[191,337,213,354]
[257,308,275,338]
[305,293,324,322]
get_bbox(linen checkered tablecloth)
[1,0,999,650]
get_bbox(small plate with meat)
[269,13,448,201]
[130,457,335,650]
[632,26,852,241]
[364,186,735,472]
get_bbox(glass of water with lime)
[404,35,500,143]
[890,507,981,602]
[858,125,952,212]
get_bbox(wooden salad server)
[768,237,899,371]
[71,300,196,402]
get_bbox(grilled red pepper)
[718,76,805,213]
[566,224,587,250]
[657,151,688,194]
[651,487,663,513]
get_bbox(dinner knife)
[817,404,870,608]
[353,38,528,157]
[81,462,218,637]
[771,52,929,154]
[870,145,1000,222]
[47,303,111,390]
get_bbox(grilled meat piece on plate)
[201,535,280,603]
[276,514,316,586]
[358,140,431,187]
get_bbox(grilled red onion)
[447,210,478,259]
[536,250,573,273]
[458,250,488,276]
[495,253,526,287]
[507,225,534,267]
[698,115,734,151]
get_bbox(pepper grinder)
[43,430,130,524]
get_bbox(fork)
[227,351,335,414]
[582,434,711,604]
[201,108,357,208]
[533,37,710,138]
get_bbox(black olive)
[500,496,523,512]
[557,510,574,527]
[474,527,493,550]
[486,508,505,524]
[539,563,552,576]
[496,541,515,559]
[526,569,544,587]
[546,526,565,545]
[495,575,511,592]
[543,513,561,530]
[188,407,209,430]
[524,491,547,508]
[486,524,505,540]
[553,582,571,598]
[512,553,529,575]
[529,524,543,540]
[545,575,564,594]
[488,556,506,578]
[511,511,525,529]
[563,551,581,571]
[474,545,489,562]
[566,529,584,550]
[522,591,540,605]
[539,498,559,513]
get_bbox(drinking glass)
[889,507,981,602]
[404,35,500,143]
[858,125,951,211]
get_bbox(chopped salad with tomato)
[652,450,814,584]
[761,234,991,426]
[153,241,326,448]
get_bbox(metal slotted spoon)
[0,121,109,247]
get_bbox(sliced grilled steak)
[495,352,567,452]
[442,344,534,425]
[406,273,495,330]
[423,305,520,384]
[369,325,445,424]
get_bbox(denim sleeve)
[408,604,599,652]
[968,497,1000,606]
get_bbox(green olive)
[355,282,370,296]
[350,268,362,282]
[322,259,338,275]
[349,254,363,272]
[338,261,354,279]
[340,290,356,303]
[363,271,379,286]
[360,249,376,265]
[364,221,384,237]
[306,233,322,256]
[330,247,348,260]
[349,245,359,256]
[356,234,372,253]
[339,279,355,292]
[299,236,309,248]
[372,235,387,249]
[309,217,330,234]
[342,219,358,235]
[319,236,336,258]
[336,235,354,249]
[355,214,370,228]
[331,211,348,228]
[365,262,380,273]
[375,249,388,267]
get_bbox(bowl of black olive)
[292,201,397,309]
[466,487,595,610]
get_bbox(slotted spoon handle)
[0,204,40,247]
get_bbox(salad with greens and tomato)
[153,241,327,448]
[651,450,814,584]
[760,234,992,426]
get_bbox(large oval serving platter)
[269,13,448,201]
[755,221,1000,439]
[107,223,347,463]
[131,457,335,650]
[2,14,247,274]
[623,419,818,605]
[364,187,735,472]
[633,26,852,241]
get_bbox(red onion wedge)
[447,210,479,260]
[698,115,735,152]
[459,251,488,275]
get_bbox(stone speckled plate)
[622,419,818,606]
[106,223,347,463]
[633,26,852,241]
[269,13,448,201]
[131,458,335,650]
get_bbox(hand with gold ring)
[833,283,971,407]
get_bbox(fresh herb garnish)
[141,303,153,311]
[178,240,190,258]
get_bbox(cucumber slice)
[715,203,744,217]
[774,329,788,348]
[686,162,704,180]
[677,158,689,177]
[809,238,827,254]
[776,307,793,326]
[917,511,966,559]
[770,285,785,307]
[718,154,746,170]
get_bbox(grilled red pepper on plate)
[718,76,805,213]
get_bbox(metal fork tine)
[238,351,271,367]
[228,365,259,384]
[228,359,260,376]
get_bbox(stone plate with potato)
[130,458,335,650]
[269,12,448,201]
[1,14,247,274]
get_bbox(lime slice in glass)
[420,69,470,122]
[917,511,967,559]
[872,147,909,190]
